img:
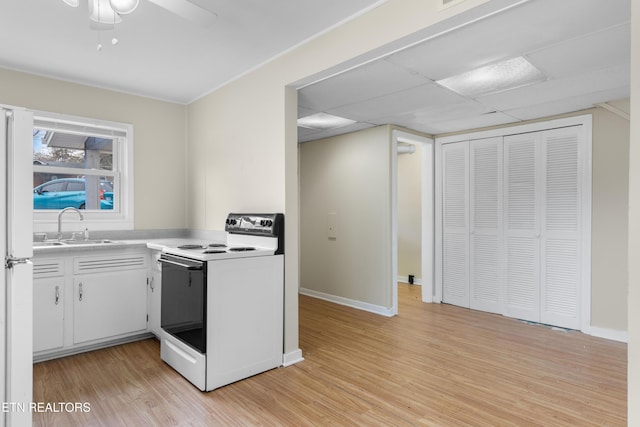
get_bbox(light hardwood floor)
[33,284,627,426]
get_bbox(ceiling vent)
[440,0,468,9]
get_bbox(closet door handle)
[55,286,60,305]
[150,277,155,292]
[79,282,83,302]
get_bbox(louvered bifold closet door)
[540,127,583,330]
[442,142,470,307]
[469,137,503,314]
[504,133,541,323]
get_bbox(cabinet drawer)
[74,254,147,275]
[33,259,64,278]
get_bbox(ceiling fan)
[62,0,218,28]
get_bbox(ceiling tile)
[326,83,466,121]
[528,23,630,79]
[298,59,430,112]
[385,0,629,81]
[425,111,518,135]
[505,86,631,121]
[298,122,375,143]
[477,64,630,112]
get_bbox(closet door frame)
[435,115,592,333]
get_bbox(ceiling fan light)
[109,0,139,15]
[89,0,123,24]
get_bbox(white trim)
[292,0,533,91]
[282,349,304,367]
[587,326,628,343]
[580,116,593,334]
[392,130,434,311]
[437,115,593,144]
[299,288,395,317]
[434,114,593,332]
[595,103,630,121]
[434,140,443,303]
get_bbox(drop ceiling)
[297,0,630,142]
[0,0,385,104]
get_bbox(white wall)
[397,144,422,282]
[0,68,187,230]
[299,126,392,309]
[186,0,492,358]
[591,101,629,332]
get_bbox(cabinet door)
[74,270,147,344]
[469,137,503,314]
[147,269,162,337]
[441,142,469,307]
[33,278,64,353]
[504,132,541,323]
[540,127,583,330]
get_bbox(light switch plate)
[328,212,337,239]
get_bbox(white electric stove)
[159,213,284,391]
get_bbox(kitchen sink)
[33,241,66,247]
[33,239,119,247]
[62,239,117,245]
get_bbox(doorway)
[391,130,434,314]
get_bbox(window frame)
[32,110,134,232]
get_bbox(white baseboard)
[586,326,628,343]
[397,275,422,285]
[299,288,395,317]
[282,349,304,367]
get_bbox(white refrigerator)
[1,107,33,427]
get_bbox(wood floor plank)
[33,284,626,426]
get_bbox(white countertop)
[33,234,224,256]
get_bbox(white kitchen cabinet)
[32,248,150,361]
[147,250,162,337]
[33,259,65,353]
[73,254,148,344]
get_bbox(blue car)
[33,178,114,210]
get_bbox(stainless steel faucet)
[57,207,84,240]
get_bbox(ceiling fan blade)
[147,0,217,28]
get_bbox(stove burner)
[229,247,256,252]
[177,244,205,250]
[203,249,226,254]
[208,243,227,248]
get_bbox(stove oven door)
[159,254,207,352]
[158,253,207,390]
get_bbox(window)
[32,112,134,231]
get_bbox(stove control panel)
[225,213,284,237]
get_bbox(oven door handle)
[158,257,204,270]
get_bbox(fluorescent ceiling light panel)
[297,112,357,130]
[436,57,546,98]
